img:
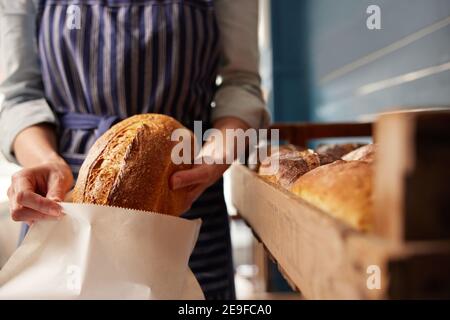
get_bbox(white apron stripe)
[89,5,102,115]
[102,8,115,116]
[116,7,128,118]
[154,6,167,114]
[44,5,73,109]
[175,5,193,121]
[142,5,154,114]
[130,5,140,115]
[163,3,180,116]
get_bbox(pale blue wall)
[270,0,450,122]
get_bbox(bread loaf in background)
[73,114,193,216]
[315,143,365,165]
[248,144,303,171]
[257,143,366,189]
[342,144,376,163]
[290,160,373,231]
[259,149,321,189]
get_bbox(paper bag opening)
[0,202,203,300]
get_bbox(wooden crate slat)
[230,165,390,299]
[232,111,450,299]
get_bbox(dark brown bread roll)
[248,144,303,171]
[315,143,366,165]
[259,149,320,189]
[73,114,193,216]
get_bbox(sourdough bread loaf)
[341,144,376,163]
[315,143,366,165]
[259,149,321,189]
[72,114,193,216]
[290,160,373,231]
[249,144,303,171]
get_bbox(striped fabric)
[37,0,220,158]
[34,0,235,299]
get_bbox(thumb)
[46,173,69,201]
[171,166,210,190]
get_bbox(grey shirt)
[0,0,270,163]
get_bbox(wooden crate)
[230,110,450,299]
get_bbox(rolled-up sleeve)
[0,0,57,163]
[213,0,271,130]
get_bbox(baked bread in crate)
[290,160,373,231]
[258,149,320,189]
[257,143,376,231]
[342,144,376,163]
[315,143,365,161]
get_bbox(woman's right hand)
[8,160,74,224]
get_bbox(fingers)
[177,184,207,214]
[15,190,61,217]
[170,163,228,214]
[186,184,207,205]
[11,207,60,222]
[12,173,61,216]
[169,167,209,213]
[171,166,211,190]
[9,171,63,222]
[9,173,33,213]
[11,173,34,208]
[46,172,69,201]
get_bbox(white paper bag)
[0,203,204,300]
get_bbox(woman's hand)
[171,162,229,212]
[170,116,250,212]
[9,124,73,224]
[8,160,73,224]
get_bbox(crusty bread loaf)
[259,149,320,189]
[290,160,373,231]
[342,144,376,163]
[249,144,303,171]
[72,114,193,216]
[257,147,304,179]
[315,143,365,165]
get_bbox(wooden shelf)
[231,164,390,299]
[231,111,450,299]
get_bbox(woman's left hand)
[170,162,228,212]
[170,116,250,213]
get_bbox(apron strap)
[57,112,120,139]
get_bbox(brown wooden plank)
[233,111,450,299]
[374,110,450,242]
[230,164,389,299]
[388,252,450,299]
[269,122,372,147]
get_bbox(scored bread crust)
[259,149,321,189]
[72,114,193,216]
[341,144,376,163]
[315,143,365,160]
[290,160,373,231]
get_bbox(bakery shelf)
[231,164,390,299]
[230,110,450,299]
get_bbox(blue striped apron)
[26,0,235,299]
